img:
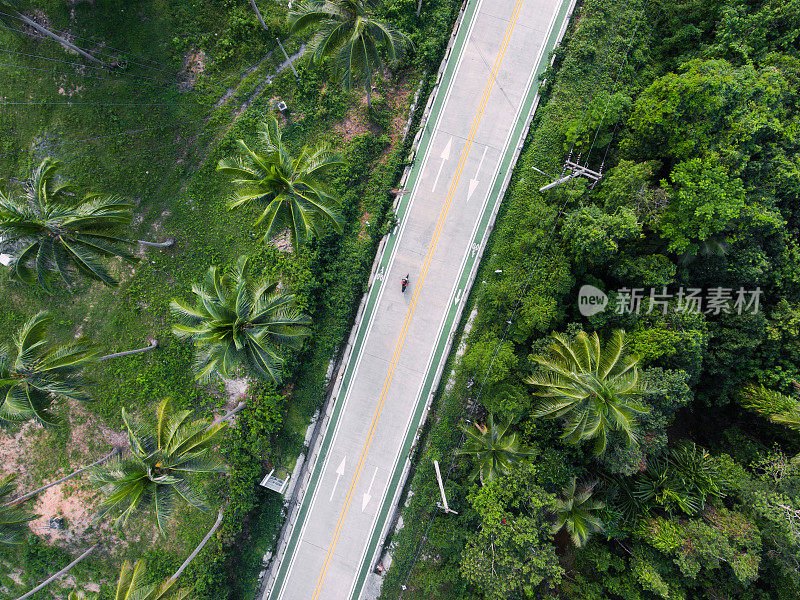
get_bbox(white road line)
[466,146,488,202]
[431,137,453,192]
[329,457,346,502]
[361,467,378,512]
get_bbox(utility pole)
[433,460,458,515]
[537,159,602,192]
[248,0,268,31]
[14,13,105,66]
[276,37,299,80]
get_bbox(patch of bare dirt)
[334,110,373,141]
[223,377,251,403]
[66,401,128,457]
[28,482,105,545]
[359,212,373,241]
[181,49,206,89]
[388,80,414,139]
[57,82,84,97]
[8,571,23,585]
[380,73,415,162]
[270,230,294,253]
[1,401,129,550]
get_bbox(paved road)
[265,0,572,598]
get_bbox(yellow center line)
[310,1,527,597]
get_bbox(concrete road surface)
[265,0,574,598]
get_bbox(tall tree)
[632,441,724,516]
[0,311,96,425]
[551,477,605,548]
[113,559,193,600]
[0,474,36,544]
[90,399,226,534]
[456,414,534,484]
[7,448,119,506]
[0,158,136,289]
[15,545,98,600]
[288,0,410,107]
[216,116,343,249]
[171,255,311,383]
[740,382,800,432]
[526,329,650,455]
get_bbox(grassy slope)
[0,2,286,596]
[0,0,463,598]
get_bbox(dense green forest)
[0,0,461,598]
[381,0,800,599]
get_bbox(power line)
[76,121,230,176]
[0,13,260,95]
[44,22,185,74]
[597,5,663,171]
[0,58,205,94]
[584,0,652,166]
[0,15,286,97]
[0,115,218,160]
[0,11,183,78]
[0,46,192,88]
[395,178,577,597]
[0,100,194,107]
[562,0,639,169]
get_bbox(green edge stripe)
[267,0,482,597]
[348,0,574,598]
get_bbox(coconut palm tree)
[16,545,98,600]
[456,414,534,484]
[216,116,343,249]
[113,559,194,600]
[288,0,410,107]
[551,477,605,548]
[740,382,800,431]
[740,382,800,463]
[0,311,96,425]
[171,255,311,384]
[525,329,650,455]
[0,158,137,289]
[633,441,723,516]
[90,399,226,534]
[0,474,36,544]
[7,448,120,507]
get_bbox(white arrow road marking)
[454,288,463,305]
[329,457,346,501]
[361,466,379,512]
[466,146,488,203]
[431,137,452,192]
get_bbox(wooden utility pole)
[538,159,602,192]
[15,13,105,65]
[433,460,458,514]
[248,0,268,30]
